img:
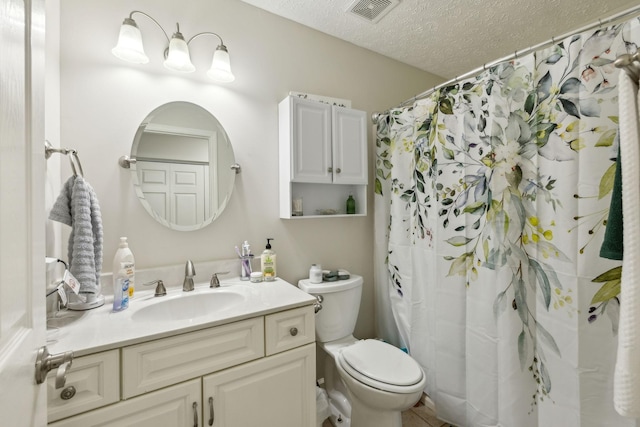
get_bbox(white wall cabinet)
[279,95,368,218]
[48,306,315,426]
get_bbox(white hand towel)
[49,175,103,296]
[614,70,640,417]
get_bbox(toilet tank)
[298,275,362,343]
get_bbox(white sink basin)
[132,287,248,322]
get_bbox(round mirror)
[130,102,236,231]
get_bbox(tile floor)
[321,395,454,427]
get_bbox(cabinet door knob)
[60,386,76,400]
[290,327,299,336]
[327,167,333,173]
[336,168,341,173]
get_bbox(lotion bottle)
[112,237,135,311]
[261,238,276,281]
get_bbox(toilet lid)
[339,339,424,390]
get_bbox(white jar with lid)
[309,264,323,284]
[250,272,263,283]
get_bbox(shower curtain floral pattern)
[375,18,640,427]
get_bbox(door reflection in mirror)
[130,102,235,231]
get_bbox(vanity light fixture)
[112,10,235,82]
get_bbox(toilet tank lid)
[298,275,362,293]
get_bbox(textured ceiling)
[239,0,640,79]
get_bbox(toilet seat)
[337,339,424,394]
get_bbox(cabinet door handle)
[327,167,333,173]
[193,402,198,427]
[208,397,214,425]
[290,327,299,336]
[336,168,341,173]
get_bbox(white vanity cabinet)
[279,95,368,218]
[46,350,120,423]
[203,344,315,427]
[48,305,315,427]
[48,379,202,427]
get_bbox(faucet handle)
[210,271,230,288]
[143,279,167,297]
[185,260,196,278]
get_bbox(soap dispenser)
[261,238,276,281]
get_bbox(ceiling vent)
[346,0,399,24]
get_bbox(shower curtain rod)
[371,4,640,124]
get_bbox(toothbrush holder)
[240,255,253,281]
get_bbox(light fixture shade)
[207,45,235,82]
[112,18,149,64]
[163,32,195,73]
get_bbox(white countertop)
[47,278,316,357]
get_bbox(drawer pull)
[209,396,214,425]
[290,327,299,336]
[193,402,198,427]
[60,386,76,400]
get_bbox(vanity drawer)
[121,317,264,399]
[47,349,120,423]
[265,305,315,355]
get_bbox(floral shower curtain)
[374,17,640,427]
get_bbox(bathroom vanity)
[45,278,316,427]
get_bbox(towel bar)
[45,140,84,177]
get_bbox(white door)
[170,164,208,227]
[0,0,47,425]
[137,161,208,227]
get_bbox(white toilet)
[299,275,426,427]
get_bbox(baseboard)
[421,392,435,411]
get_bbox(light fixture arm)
[128,10,171,44]
[186,32,225,48]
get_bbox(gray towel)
[49,176,103,296]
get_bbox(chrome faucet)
[210,271,229,288]
[183,260,196,292]
[143,279,167,297]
